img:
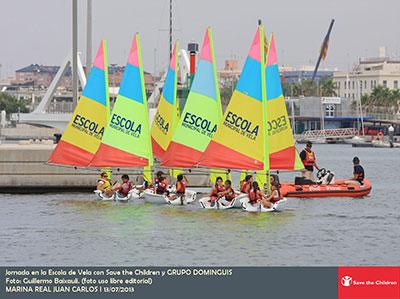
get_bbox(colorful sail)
[151,41,180,158]
[265,33,303,170]
[161,27,222,168]
[90,34,152,167]
[48,40,109,166]
[199,26,266,170]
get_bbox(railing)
[302,128,359,139]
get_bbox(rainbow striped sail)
[151,41,180,158]
[48,40,109,166]
[266,33,303,170]
[199,26,266,170]
[90,34,152,167]
[161,27,222,168]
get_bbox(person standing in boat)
[240,175,253,194]
[345,157,365,185]
[300,141,319,181]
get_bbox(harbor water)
[1,144,399,266]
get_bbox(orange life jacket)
[176,180,186,193]
[302,149,316,167]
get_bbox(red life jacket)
[156,179,168,194]
[270,188,282,203]
[224,187,236,201]
[302,149,316,167]
[211,185,225,197]
[176,180,186,193]
[248,188,261,203]
[240,181,250,193]
[119,181,133,197]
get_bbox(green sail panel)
[90,33,152,167]
[161,27,222,168]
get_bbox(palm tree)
[320,78,337,97]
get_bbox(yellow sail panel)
[265,34,302,170]
[151,41,180,158]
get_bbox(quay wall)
[0,144,210,193]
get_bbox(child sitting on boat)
[240,175,253,194]
[218,179,236,206]
[209,177,225,207]
[248,181,264,206]
[175,174,187,196]
[344,156,365,185]
[97,172,116,197]
[168,173,187,200]
[155,177,170,196]
[113,174,133,198]
[260,175,282,209]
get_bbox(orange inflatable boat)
[280,179,372,198]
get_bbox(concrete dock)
[0,143,210,193]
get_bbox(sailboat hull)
[242,198,287,212]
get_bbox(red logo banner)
[338,266,399,299]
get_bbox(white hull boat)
[94,188,143,202]
[143,188,197,205]
[199,193,249,210]
[241,198,287,213]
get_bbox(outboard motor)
[317,168,335,185]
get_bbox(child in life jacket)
[261,175,282,209]
[97,172,115,197]
[219,180,236,206]
[175,174,187,196]
[209,176,225,207]
[156,177,170,195]
[248,181,264,206]
[240,175,253,194]
[114,174,133,198]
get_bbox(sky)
[0,0,399,78]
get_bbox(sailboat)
[48,40,109,166]
[241,33,300,212]
[89,34,153,201]
[198,25,269,210]
[161,27,222,168]
[144,40,197,205]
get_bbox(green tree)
[0,92,29,114]
[320,77,337,96]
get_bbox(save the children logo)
[341,276,352,287]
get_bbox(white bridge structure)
[301,128,359,141]
[11,50,191,131]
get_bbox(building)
[13,64,70,88]
[218,59,241,87]
[333,57,400,101]
[281,65,333,84]
[286,96,369,133]
[12,63,154,91]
